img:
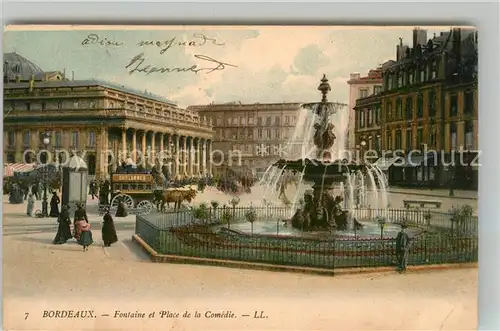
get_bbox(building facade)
[3,53,214,180]
[188,102,301,178]
[354,28,478,189]
[346,68,383,152]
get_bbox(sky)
[4,25,447,108]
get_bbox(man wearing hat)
[395,223,410,273]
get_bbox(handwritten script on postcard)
[80,33,237,75]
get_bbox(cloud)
[3,26,451,108]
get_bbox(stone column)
[208,140,213,176]
[176,136,181,177]
[196,139,202,175]
[141,131,146,167]
[159,133,165,162]
[151,132,156,165]
[444,123,450,152]
[183,137,188,177]
[189,138,195,176]
[201,139,207,175]
[167,135,173,174]
[15,131,23,163]
[132,129,137,162]
[121,128,127,162]
[473,120,478,150]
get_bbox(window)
[275,129,281,139]
[240,117,246,125]
[428,89,436,117]
[55,131,62,147]
[266,129,271,139]
[428,127,436,149]
[450,122,457,151]
[405,97,413,120]
[25,103,31,111]
[374,135,381,151]
[257,129,262,139]
[405,129,413,151]
[248,117,254,125]
[73,100,79,108]
[396,98,403,119]
[6,152,15,163]
[57,101,62,109]
[420,67,426,83]
[417,94,424,118]
[7,131,15,146]
[90,101,96,109]
[374,105,381,124]
[359,110,365,128]
[88,131,96,147]
[386,101,392,121]
[464,91,474,114]
[275,116,280,125]
[368,108,373,126]
[23,130,30,146]
[232,117,238,125]
[257,117,262,126]
[359,89,368,98]
[450,95,458,117]
[465,121,474,150]
[386,132,392,150]
[374,86,382,95]
[417,128,424,148]
[395,130,402,150]
[264,117,271,126]
[284,116,290,124]
[41,102,46,111]
[387,75,393,90]
[408,70,414,85]
[431,60,438,79]
[72,131,79,147]
[397,72,403,87]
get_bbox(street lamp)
[360,140,367,163]
[41,132,51,217]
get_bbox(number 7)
[25,313,29,320]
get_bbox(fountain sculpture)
[273,75,367,231]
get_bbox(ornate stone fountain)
[273,75,366,231]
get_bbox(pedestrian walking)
[27,193,35,217]
[102,207,118,247]
[49,191,60,217]
[73,202,93,251]
[52,205,73,244]
[395,223,410,273]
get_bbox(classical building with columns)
[188,102,301,178]
[353,28,478,189]
[3,52,214,180]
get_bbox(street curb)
[132,234,477,276]
[387,190,477,200]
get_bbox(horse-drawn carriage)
[107,170,200,215]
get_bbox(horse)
[154,187,198,212]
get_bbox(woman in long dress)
[73,203,93,251]
[102,207,118,247]
[53,205,73,244]
[26,193,35,217]
[49,191,60,217]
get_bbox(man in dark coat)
[102,207,118,247]
[31,183,39,200]
[49,191,60,217]
[115,198,128,217]
[53,205,73,244]
[395,223,410,273]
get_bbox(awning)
[402,153,435,168]
[3,163,36,177]
[373,156,404,171]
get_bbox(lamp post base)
[42,199,48,217]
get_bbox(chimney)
[29,75,34,93]
[413,28,419,48]
[396,45,401,61]
[453,28,462,58]
[350,73,360,80]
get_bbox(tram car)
[109,172,156,215]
